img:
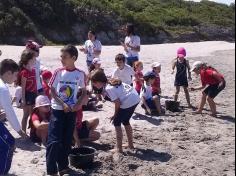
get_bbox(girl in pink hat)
[29,95,51,145]
[172,47,192,107]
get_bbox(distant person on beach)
[171,47,192,107]
[0,59,27,175]
[133,61,144,94]
[79,31,102,70]
[190,61,226,117]
[91,69,140,153]
[29,95,51,145]
[46,45,86,175]
[18,50,37,133]
[151,62,162,96]
[121,23,141,67]
[112,54,135,86]
[141,71,162,115]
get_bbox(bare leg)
[184,87,191,107]
[22,106,30,132]
[88,131,101,142]
[87,118,99,131]
[115,127,123,153]
[36,128,48,144]
[174,86,180,102]
[207,97,217,117]
[153,96,161,114]
[124,125,134,149]
[196,92,207,113]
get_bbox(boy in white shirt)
[0,59,27,175]
[112,54,135,85]
[141,71,162,115]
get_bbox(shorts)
[25,92,37,105]
[38,88,44,94]
[113,104,138,127]
[146,99,156,110]
[86,60,93,68]
[204,81,226,99]
[126,56,139,67]
[77,121,90,139]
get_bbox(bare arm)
[32,120,48,130]
[51,87,71,112]
[171,60,177,74]
[21,77,27,106]
[186,60,192,79]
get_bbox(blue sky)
[185,0,235,5]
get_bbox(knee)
[207,96,213,102]
[94,131,101,140]
[94,118,99,126]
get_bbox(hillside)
[0,0,235,45]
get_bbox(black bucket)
[165,100,180,112]
[69,146,96,168]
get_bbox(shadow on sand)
[15,138,42,152]
[132,113,164,126]
[216,115,235,123]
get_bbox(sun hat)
[144,71,156,79]
[92,58,102,65]
[34,95,51,109]
[152,62,161,68]
[42,70,52,80]
[177,47,186,58]
[190,61,204,72]
[26,40,43,52]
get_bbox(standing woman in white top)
[79,31,102,70]
[91,69,140,153]
[121,23,141,67]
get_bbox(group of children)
[0,38,226,175]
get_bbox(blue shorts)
[25,92,37,105]
[146,99,156,110]
[86,60,93,68]
[126,56,139,67]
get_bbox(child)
[18,50,37,132]
[151,62,162,96]
[112,54,135,86]
[91,69,140,153]
[141,71,162,115]
[172,47,192,107]
[133,61,144,94]
[190,61,226,117]
[46,45,87,176]
[87,58,102,84]
[29,95,51,145]
[41,70,53,99]
[0,59,27,175]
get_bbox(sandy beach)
[0,41,235,176]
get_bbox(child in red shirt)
[18,50,37,132]
[151,62,162,96]
[41,70,52,99]
[190,61,226,117]
[29,95,51,145]
[134,61,144,94]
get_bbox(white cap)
[92,58,102,65]
[34,95,51,109]
[191,61,204,72]
[152,62,161,68]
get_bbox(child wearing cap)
[91,69,140,153]
[141,71,162,115]
[172,47,192,107]
[151,62,162,96]
[190,61,226,117]
[41,70,52,99]
[112,54,135,86]
[29,95,51,145]
[133,61,144,94]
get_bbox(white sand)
[0,41,235,176]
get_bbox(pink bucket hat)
[177,47,186,58]
[34,95,51,109]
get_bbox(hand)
[17,130,28,139]
[190,87,195,91]
[109,116,116,123]
[71,104,81,112]
[21,100,26,107]
[63,103,72,113]
[171,70,175,75]
[79,47,86,52]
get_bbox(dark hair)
[88,31,97,40]
[0,59,19,75]
[89,64,96,73]
[126,23,135,35]
[19,50,35,70]
[143,75,156,82]
[61,45,78,60]
[115,54,126,63]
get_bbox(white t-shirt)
[112,65,135,85]
[140,84,153,100]
[14,86,22,107]
[84,40,102,62]
[125,35,141,58]
[105,83,140,109]
[49,68,86,110]
[34,58,47,91]
[0,79,21,132]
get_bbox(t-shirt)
[34,58,47,91]
[200,68,224,87]
[84,40,102,62]
[14,86,22,107]
[42,81,51,99]
[125,35,141,58]
[105,83,140,109]
[152,73,161,94]
[134,71,144,93]
[20,68,37,93]
[0,78,21,132]
[112,65,135,85]
[140,84,153,100]
[49,67,86,110]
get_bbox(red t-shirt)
[152,73,161,94]
[200,68,224,87]
[42,81,51,99]
[134,71,144,93]
[76,109,83,129]
[20,68,37,93]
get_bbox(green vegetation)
[0,0,235,44]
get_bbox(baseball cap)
[34,95,51,109]
[92,58,102,65]
[42,70,52,80]
[26,40,43,52]
[152,62,161,68]
[177,47,186,58]
[191,61,204,72]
